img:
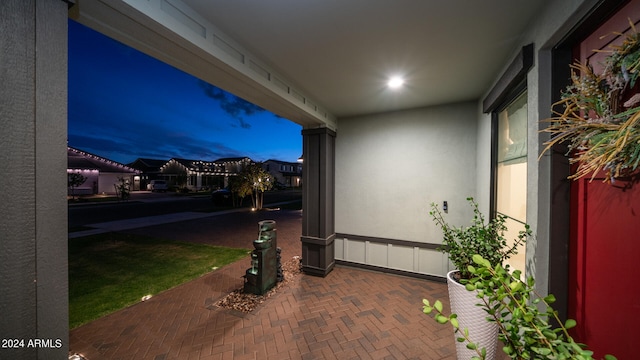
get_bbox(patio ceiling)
[181,0,549,118]
[72,0,550,125]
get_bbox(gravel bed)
[215,256,302,313]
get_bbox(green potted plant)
[423,254,617,360]
[429,197,530,360]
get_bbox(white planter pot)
[447,270,498,360]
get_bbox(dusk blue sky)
[68,20,302,165]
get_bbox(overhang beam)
[70,0,337,130]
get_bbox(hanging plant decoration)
[541,21,640,182]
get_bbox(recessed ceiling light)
[387,76,404,89]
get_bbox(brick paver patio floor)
[69,209,465,359]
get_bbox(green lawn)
[69,232,250,329]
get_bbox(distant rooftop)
[68,147,138,173]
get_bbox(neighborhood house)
[67,146,138,195]
[69,149,303,195]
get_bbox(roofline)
[68,146,139,173]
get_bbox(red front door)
[569,2,640,359]
[570,178,640,358]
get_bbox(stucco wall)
[334,102,478,277]
[474,0,598,291]
[334,0,601,280]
